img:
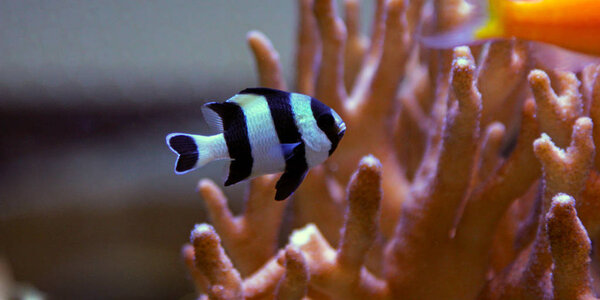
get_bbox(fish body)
[166,87,346,200]
[425,0,600,56]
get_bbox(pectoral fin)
[275,168,308,201]
[281,142,302,161]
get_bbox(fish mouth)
[338,125,346,138]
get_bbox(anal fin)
[275,168,308,201]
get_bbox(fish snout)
[338,122,346,138]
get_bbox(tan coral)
[190,224,243,300]
[274,246,309,300]
[293,0,414,241]
[197,175,284,276]
[385,46,491,300]
[529,69,583,148]
[188,155,387,299]
[546,193,597,300]
[180,0,600,299]
[286,155,387,300]
[479,116,595,299]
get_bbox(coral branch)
[581,64,598,113]
[289,224,388,300]
[182,244,209,294]
[343,0,367,89]
[512,185,542,252]
[198,179,237,235]
[589,65,600,169]
[405,0,426,35]
[527,117,593,290]
[361,0,409,119]
[394,59,432,179]
[534,117,594,206]
[477,40,528,126]
[474,122,505,184]
[275,246,309,300]
[248,30,287,90]
[314,0,347,110]
[418,46,481,234]
[342,0,360,48]
[289,156,388,299]
[385,46,485,300]
[478,116,595,299]
[337,155,382,274]
[458,99,540,244]
[242,257,285,300]
[190,224,243,300]
[179,1,600,299]
[546,193,597,300]
[296,0,320,95]
[293,165,346,244]
[364,0,385,63]
[243,175,284,234]
[579,171,600,237]
[529,69,583,148]
[198,177,285,276]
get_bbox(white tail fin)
[166,133,215,174]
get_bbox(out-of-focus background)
[0,1,373,299]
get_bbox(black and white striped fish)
[166,87,346,200]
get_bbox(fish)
[166,87,346,201]
[422,0,600,68]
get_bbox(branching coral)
[274,246,308,300]
[179,0,600,299]
[186,155,385,299]
[547,194,596,300]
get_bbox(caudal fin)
[166,133,213,174]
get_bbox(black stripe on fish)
[241,87,309,200]
[204,102,253,185]
[311,97,341,156]
[241,89,298,142]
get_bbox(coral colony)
[182,0,600,299]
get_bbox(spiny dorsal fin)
[238,87,290,98]
[201,103,224,132]
[202,102,241,132]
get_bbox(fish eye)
[317,113,335,128]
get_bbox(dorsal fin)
[201,103,224,132]
[202,102,241,132]
[238,87,290,98]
